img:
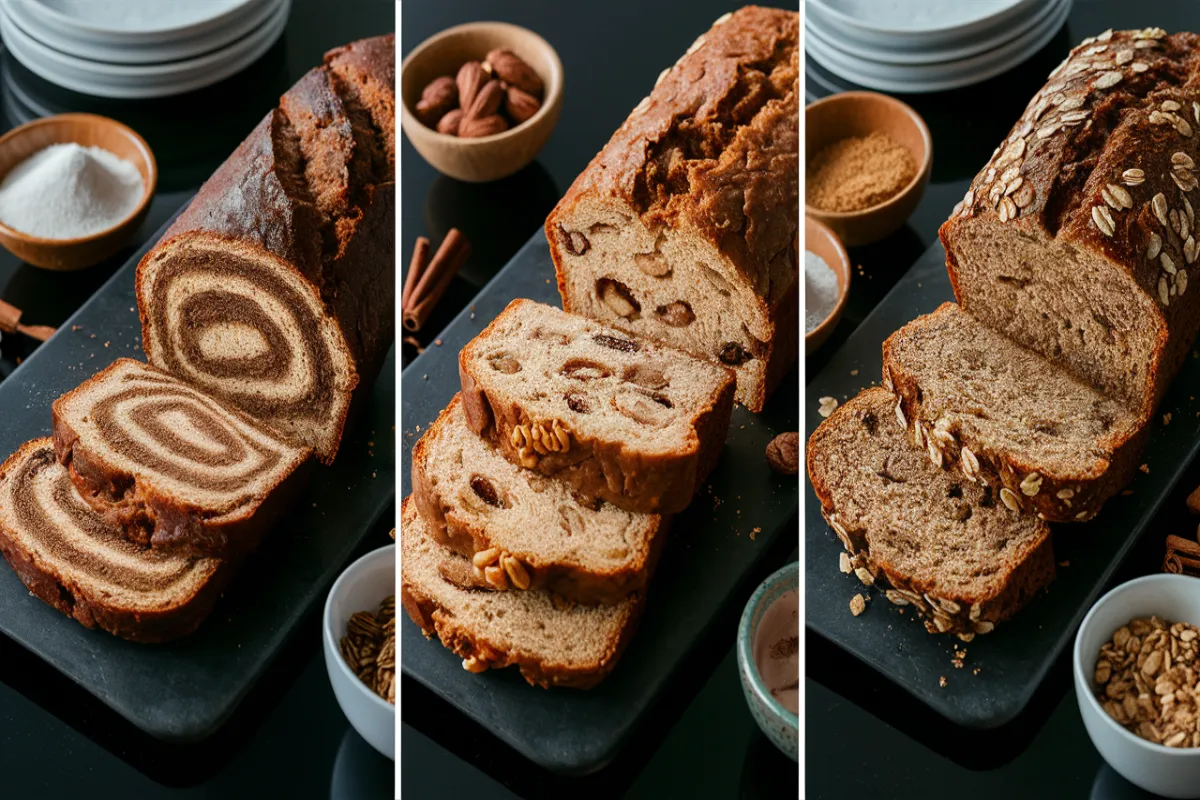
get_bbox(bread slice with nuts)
[883,303,1147,523]
[459,299,736,514]
[412,395,667,604]
[806,387,1056,639]
[400,498,642,689]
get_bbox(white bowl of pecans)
[1074,574,1200,798]
[323,544,396,760]
[400,21,563,182]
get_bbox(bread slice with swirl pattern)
[0,439,232,642]
[52,359,311,559]
[459,299,735,514]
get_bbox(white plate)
[807,0,1045,51]
[4,0,281,65]
[806,0,1059,65]
[806,0,1070,93]
[0,0,289,98]
[19,0,258,42]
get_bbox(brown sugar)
[807,131,917,213]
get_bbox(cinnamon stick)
[402,229,471,333]
[401,236,431,309]
[0,299,54,342]
[1164,534,1200,577]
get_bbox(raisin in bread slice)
[806,387,1056,639]
[459,299,735,514]
[883,303,1147,523]
[400,498,642,689]
[52,359,312,559]
[0,439,232,642]
[412,395,666,605]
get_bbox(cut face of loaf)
[400,498,642,689]
[883,303,1146,523]
[459,299,735,514]
[0,439,231,642]
[52,359,311,559]
[546,6,799,412]
[412,395,666,605]
[806,388,1055,639]
[942,28,1200,418]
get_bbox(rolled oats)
[818,396,838,418]
[849,594,867,616]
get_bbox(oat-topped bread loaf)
[459,299,735,514]
[52,359,311,559]
[0,439,232,642]
[546,7,799,413]
[883,303,1147,523]
[137,34,395,463]
[807,388,1056,639]
[412,395,666,604]
[942,28,1200,418]
[400,499,642,689]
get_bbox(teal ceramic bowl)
[737,561,799,760]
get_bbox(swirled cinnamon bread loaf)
[137,34,395,463]
[882,303,1146,523]
[459,299,735,514]
[806,388,1056,639]
[546,7,799,412]
[400,499,642,689]
[412,395,666,605]
[942,28,1200,419]
[0,439,231,642]
[52,359,311,559]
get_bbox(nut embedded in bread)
[52,359,311,559]
[412,395,666,605]
[0,439,232,642]
[458,299,736,514]
[883,303,1147,523]
[400,498,642,689]
[546,6,799,412]
[806,388,1056,639]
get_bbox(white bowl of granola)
[1074,574,1200,799]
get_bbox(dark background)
[0,2,395,798]
[807,1,1198,798]
[400,1,799,799]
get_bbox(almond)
[436,109,463,136]
[415,76,457,126]
[505,85,541,125]
[459,114,508,138]
[464,79,504,121]
[456,61,487,110]
[485,48,543,97]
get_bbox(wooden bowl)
[806,92,932,247]
[805,215,851,356]
[400,22,563,183]
[0,113,156,271]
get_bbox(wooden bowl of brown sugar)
[806,92,931,247]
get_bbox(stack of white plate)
[0,0,290,99]
[807,0,1074,94]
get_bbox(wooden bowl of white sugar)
[0,113,156,271]
[805,215,851,356]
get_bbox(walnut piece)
[766,432,799,475]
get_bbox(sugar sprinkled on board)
[805,250,839,333]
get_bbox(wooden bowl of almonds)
[400,22,564,183]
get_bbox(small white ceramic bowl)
[1074,574,1200,799]
[323,544,396,761]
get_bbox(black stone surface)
[399,230,799,775]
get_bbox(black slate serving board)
[805,241,1199,728]
[400,230,799,775]
[0,203,396,741]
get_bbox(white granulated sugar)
[0,143,144,239]
[805,250,840,333]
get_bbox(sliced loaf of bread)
[412,395,666,604]
[400,498,642,689]
[806,387,1056,639]
[882,303,1147,523]
[459,299,736,514]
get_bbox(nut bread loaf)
[459,299,735,514]
[546,6,799,412]
[807,388,1056,639]
[400,498,642,689]
[137,34,395,464]
[942,27,1200,419]
[0,439,232,642]
[52,359,311,559]
[411,395,666,604]
[883,303,1146,523]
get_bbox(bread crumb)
[818,396,838,417]
[435,339,443,346]
[850,369,859,376]
[1139,463,1150,473]
[423,374,428,380]
[1164,412,1173,425]
[750,526,760,540]
[849,594,866,616]
[939,676,947,688]
[1059,560,1070,567]
[973,667,981,676]
[839,552,852,573]
[1121,489,1134,496]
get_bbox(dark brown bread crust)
[546,7,798,412]
[882,303,1148,523]
[0,440,235,643]
[324,33,396,170]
